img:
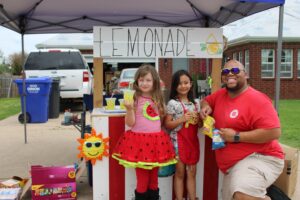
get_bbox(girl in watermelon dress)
[112,64,177,200]
[164,70,201,200]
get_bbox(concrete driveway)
[0,113,92,199]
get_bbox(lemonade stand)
[91,26,223,200]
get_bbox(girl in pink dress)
[112,64,176,200]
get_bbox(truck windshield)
[25,52,85,70]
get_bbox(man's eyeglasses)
[221,67,244,75]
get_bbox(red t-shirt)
[205,87,284,173]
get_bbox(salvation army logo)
[230,109,239,118]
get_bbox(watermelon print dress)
[112,96,177,169]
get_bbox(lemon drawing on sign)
[206,33,221,55]
[77,128,109,165]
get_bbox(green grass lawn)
[279,100,300,149]
[0,97,20,120]
[0,98,299,148]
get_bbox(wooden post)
[93,57,103,108]
[211,58,222,93]
[202,58,222,200]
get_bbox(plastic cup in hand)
[123,90,134,103]
[105,98,116,110]
[118,99,125,110]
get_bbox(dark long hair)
[169,70,195,104]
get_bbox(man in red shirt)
[200,60,284,200]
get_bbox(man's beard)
[225,83,241,92]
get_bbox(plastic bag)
[158,164,176,177]
[212,129,225,150]
[202,116,215,138]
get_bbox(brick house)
[223,36,300,99]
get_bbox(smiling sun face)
[77,129,109,165]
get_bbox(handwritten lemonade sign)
[93,27,223,58]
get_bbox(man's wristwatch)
[234,132,240,143]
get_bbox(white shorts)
[222,153,284,200]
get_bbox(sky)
[223,0,300,40]
[0,28,56,58]
[0,0,299,59]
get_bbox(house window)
[298,50,300,78]
[261,49,275,78]
[245,50,250,74]
[233,52,238,60]
[238,51,243,63]
[280,49,293,78]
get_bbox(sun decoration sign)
[77,129,109,165]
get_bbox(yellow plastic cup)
[105,98,116,110]
[123,90,134,103]
[118,99,125,110]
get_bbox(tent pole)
[274,5,284,113]
[21,33,27,144]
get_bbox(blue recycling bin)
[14,77,52,123]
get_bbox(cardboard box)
[0,179,21,188]
[20,178,32,199]
[274,144,299,198]
[31,165,77,200]
[0,176,27,189]
[0,188,21,200]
